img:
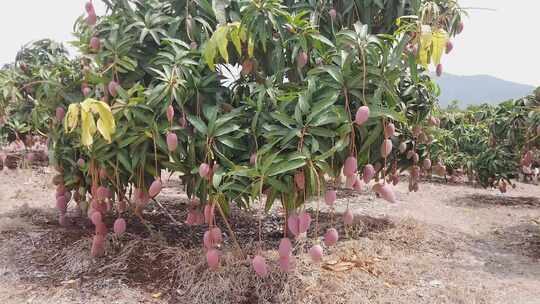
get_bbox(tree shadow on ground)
[0,199,396,302]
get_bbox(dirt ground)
[0,168,539,304]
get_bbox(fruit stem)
[215,200,244,259]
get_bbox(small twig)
[215,201,244,259]
[152,198,183,226]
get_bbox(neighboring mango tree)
[428,89,540,191]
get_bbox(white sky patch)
[443,0,540,86]
[0,0,538,86]
[0,0,106,62]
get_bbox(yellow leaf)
[89,99,116,143]
[214,25,229,63]
[64,103,80,133]
[80,107,96,147]
[239,26,247,42]
[431,29,448,66]
[248,36,254,58]
[230,25,242,55]
[76,98,116,146]
[419,25,433,69]
[203,38,217,70]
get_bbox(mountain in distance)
[433,73,536,108]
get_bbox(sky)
[443,0,539,86]
[0,0,538,86]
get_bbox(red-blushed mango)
[86,12,97,26]
[294,171,305,190]
[204,204,214,225]
[522,150,533,166]
[410,165,420,179]
[298,211,311,234]
[412,152,419,163]
[278,238,292,257]
[457,21,464,34]
[90,37,100,52]
[113,218,126,236]
[445,41,453,54]
[384,123,395,138]
[210,227,222,244]
[194,210,204,225]
[399,142,407,154]
[99,167,107,179]
[252,255,269,277]
[428,116,438,126]
[423,158,432,170]
[134,188,150,207]
[287,214,300,237]
[95,222,107,236]
[199,163,210,178]
[178,115,188,128]
[96,186,109,200]
[91,234,105,257]
[148,179,162,197]
[373,183,397,204]
[324,228,339,246]
[85,1,95,14]
[77,158,85,168]
[362,164,375,183]
[355,106,369,125]
[82,87,92,97]
[297,51,308,68]
[436,64,443,77]
[309,244,323,263]
[249,153,257,165]
[329,8,337,20]
[184,210,196,225]
[343,209,353,225]
[381,139,392,158]
[343,156,357,177]
[166,132,178,152]
[56,196,67,213]
[206,249,220,269]
[108,81,119,97]
[190,41,198,49]
[166,105,174,122]
[55,107,65,121]
[324,190,336,206]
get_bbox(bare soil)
[0,169,539,304]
